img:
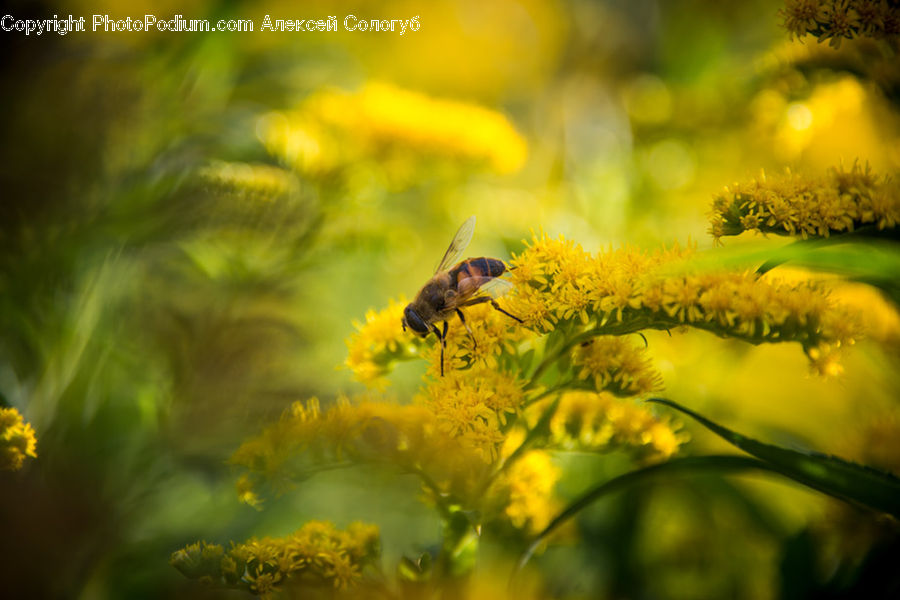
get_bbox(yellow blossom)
[573,336,663,396]
[779,0,899,44]
[1,407,38,471]
[491,450,560,533]
[710,164,899,240]
[344,296,419,388]
[259,82,527,179]
[537,392,686,461]
[419,367,525,461]
[171,521,379,597]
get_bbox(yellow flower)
[573,336,663,396]
[710,164,898,240]
[494,450,560,533]
[822,0,861,47]
[780,0,827,37]
[172,521,379,596]
[419,368,525,461]
[236,474,264,509]
[778,0,897,43]
[0,407,37,471]
[537,392,685,461]
[344,297,419,388]
[259,82,527,179]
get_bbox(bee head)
[402,305,430,337]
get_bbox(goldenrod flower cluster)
[345,297,418,389]
[572,337,663,397]
[1,407,37,471]
[780,0,900,48]
[218,224,864,595]
[490,450,560,534]
[230,396,493,506]
[259,82,527,179]
[710,164,899,240]
[170,520,380,597]
[536,392,684,461]
[507,233,857,374]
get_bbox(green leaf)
[518,348,535,373]
[514,455,774,574]
[649,398,900,518]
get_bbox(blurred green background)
[1,0,898,598]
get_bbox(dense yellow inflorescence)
[573,337,663,397]
[709,164,899,240]
[780,0,900,48]
[347,232,859,383]
[170,520,380,597]
[536,392,685,461]
[218,225,867,597]
[230,396,494,505]
[495,450,561,534]
[1,407,37,471]
[345,297,416,389]
[259,82,528,178]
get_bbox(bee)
[402,216,523,376]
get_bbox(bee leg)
[489,299,524,323]
[455,309,477,350]
[459,296,524,324]
[431,321,449,376]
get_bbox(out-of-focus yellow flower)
[536,392,685,461]
[170,521,380,597]
[1,407,37,471]
[236,473,263,509]
[230,396,495,505]
[492,450,560,533]
[780,0,899,47]
[259,82,527,179]
[710,163,899,240]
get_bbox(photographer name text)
[1,14,421,36]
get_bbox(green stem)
[409,466,454,522]
[522,380,574,408]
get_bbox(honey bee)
[402,216,523,376]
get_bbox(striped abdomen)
[448,257,506,296]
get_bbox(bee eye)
[403,306,429,336]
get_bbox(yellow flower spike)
[493,450,560,533]
[0,407,37,471]
[538,392,685,462]
[344,296,420,388]
[573,336,663,397]
[710,163,899,241]
[173,521,379,596]
[260,82,527,178]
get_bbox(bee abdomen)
[451,257,506,282]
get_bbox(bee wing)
[476,277,515,299]
[434,215,476,274]
[447,277,515,309]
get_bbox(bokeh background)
[1,0,899,598]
